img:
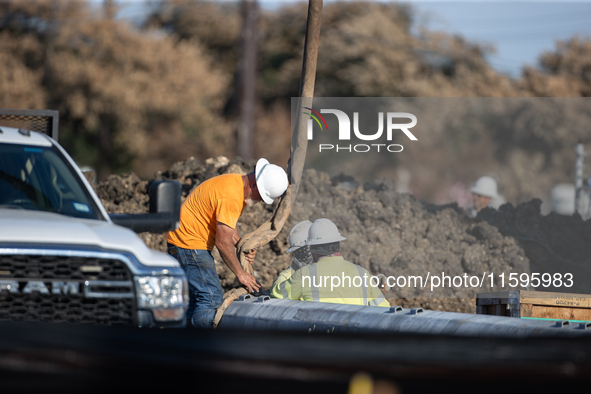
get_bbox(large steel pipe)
[218,296,591,337]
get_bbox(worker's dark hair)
[309,242,340,257]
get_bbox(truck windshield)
[0,143,103,220]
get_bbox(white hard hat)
[306,218,346,246]
[286,220,313,253]
[255,158,288,205]
[471,176,498,198]
[551,183,575,215]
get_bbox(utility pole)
[97,0,116,180]
[236,0,258,160]
[104,0,116,20]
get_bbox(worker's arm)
[368,285,390,307]
[286,266,305,301]
[232,227,241,245]
[231,226,257,264]
[270,268,294,299]
[216,221,259,293]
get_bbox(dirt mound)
[95,172,149,214]
[477,201,591,294]
[92,156,588,313]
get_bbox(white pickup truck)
[0,109,188,328]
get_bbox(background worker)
[271,220,313,299]
[165,158,288,328]
[286,218,390,307]
[468,176,498,217]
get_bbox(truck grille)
[0,254,135,326]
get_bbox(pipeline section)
[218,295,591,337]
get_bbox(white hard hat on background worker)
[255,158,289,204]
[469,176,498,217]
[286,220,314,270]
[471,176,498,198]
[306,218,347,246]
[286,220,313,253]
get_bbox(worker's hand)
[377,274,390,294]
[244,249,257,264]
[237,271,260,293]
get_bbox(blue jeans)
[167,243,223,329]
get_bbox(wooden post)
[286,0,323,200]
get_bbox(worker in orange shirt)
[165,158,288,328]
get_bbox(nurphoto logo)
[303,107,418,153]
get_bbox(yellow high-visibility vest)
[270,267,295,299]
[274,255,389,307]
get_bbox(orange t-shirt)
[165,174,246,250]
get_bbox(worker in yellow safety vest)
[270,220,313,299]
[274,218,390,307]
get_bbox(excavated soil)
[93,157,591,314]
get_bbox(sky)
[113,0,591,78]
[409,1,591,77]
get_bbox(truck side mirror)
[110,180,181,233]
[149,180,181,223]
